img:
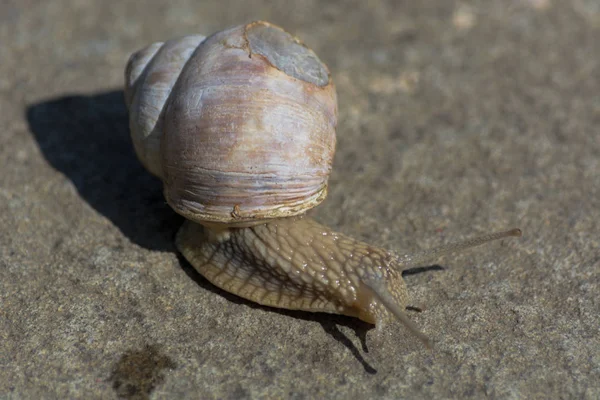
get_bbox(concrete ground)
[1,0,598,398]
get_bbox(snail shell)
[125,21,337,227]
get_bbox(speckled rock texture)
[1,0,598,399]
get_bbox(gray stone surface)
[1,0,599,398]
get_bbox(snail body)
[125,21,520,347]
[176,215,410,325]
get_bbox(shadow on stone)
[26,91,182,251]
[402,264,445,277]
[109,344,177,400]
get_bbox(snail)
[124,21,521,348]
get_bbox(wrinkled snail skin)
[176,215,409,325]
[125,21,521,348]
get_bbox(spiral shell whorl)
[125,35,206,178]
[125,21,337,227]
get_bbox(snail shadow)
[26,90,182,251]
[402,264,445,277]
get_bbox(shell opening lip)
[164,184,329,228]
